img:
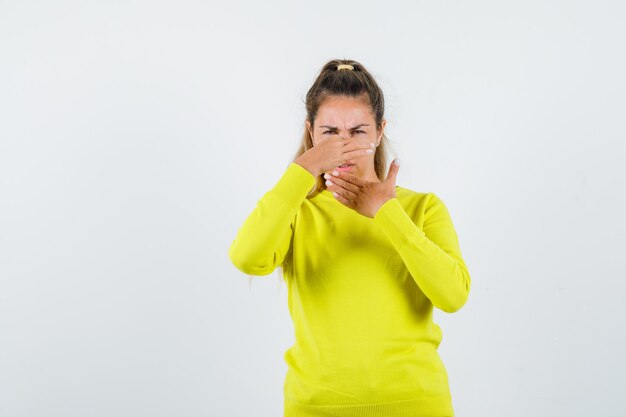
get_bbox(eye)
[354,130,366,134]
[323,130,336,135]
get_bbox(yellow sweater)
[229,162,471,417]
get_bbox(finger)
[325,176,359,200]
[330,187,357,209]
[330,170,367,188]
[341,138,375,148]
[385,158,400,185]
[343,145,375,161]
[326,172,360,194]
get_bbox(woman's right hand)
[295,137,376,177]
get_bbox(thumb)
[386,158,400,185]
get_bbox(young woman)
[229,59,472,417]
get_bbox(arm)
[373,192,471,313]
[228,162,317,276]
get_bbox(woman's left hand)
[323,159,400,218]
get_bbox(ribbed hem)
[284,395,454,417]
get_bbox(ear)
[377,119,387,145]
[305,120,313,139]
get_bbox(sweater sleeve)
[373,192,471,313]
[228,162,317,276]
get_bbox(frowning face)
[306,94,386,181]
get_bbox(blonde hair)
[248,58,397,288]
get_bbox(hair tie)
[336,64,354,71]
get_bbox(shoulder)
[395,186,450,220]
[395,185,431,207]
[393,186,429,220]
[397,186,446,205]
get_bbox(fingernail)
[394,158,400,165]
[332,170,339,176]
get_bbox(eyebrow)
[319,124,370,130]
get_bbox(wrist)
[295,156,320,178]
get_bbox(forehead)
[316,95,373,125]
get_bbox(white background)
[1,1,625,416]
